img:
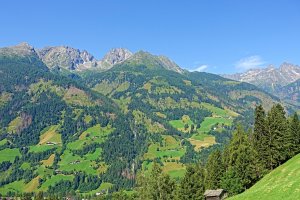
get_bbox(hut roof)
[204,189,224,197]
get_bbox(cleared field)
[198,117,232,133]
[7,117,22,134]
[39,125,62,145]
[82,182,113,195]
[162,162,186,179]
[29,145,56,153]
[41,154,55,166]
[144,135,185,160]
[230,153,300,200]
[0,148,21,163]
[20,162,31,170]
[67,124,113,150]
[169,115,195,133]
[39,174,74,191]
[0,180,26,195]
[0,139,7,146]
[142,161,186,179]
[189,136,216,151]
[63,87,93,106]
[24,176,40,192]
[58,150,98,175]
[84,148,102,161]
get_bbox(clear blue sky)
[1,0,299,74]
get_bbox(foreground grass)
[230,154,300,200]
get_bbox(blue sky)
[1,0,299,74]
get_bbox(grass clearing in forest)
[189,136,216,151]
[198,117,232,133]
[67,124,113,151]
[0,180,26,195]
[0,148,21,163]
[39,174,74,191]
[41,154,55,166]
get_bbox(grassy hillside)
[230,154,300,200]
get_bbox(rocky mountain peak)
[37,46,97,70]
[0,42,37,57]
[102,48,133,66]
[223,62,300,92]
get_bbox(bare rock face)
[0,42,38,57]
[37,46,97,70]
[99,48,133,69]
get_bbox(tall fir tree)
[288,113,300,156]
[266,104,288,169]
[252,105,268,171]
[178,164,205,200]
[225,125,259,190]
[136,162,176,200]
[205,149,224,190]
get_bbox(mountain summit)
[223,63,300,92]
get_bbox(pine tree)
[226,125,259,189]
[251,105,268,170]
[178,164,205,200]
[137,162,176,200]
[205,149,224,189]
[288,113,300,156]
[265,104,288,169]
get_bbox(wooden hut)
[204,189,227,200]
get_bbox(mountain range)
[0,42,297,196]
[223,63,300,96]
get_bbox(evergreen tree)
[220,168,243,196]
[265,104,288,169]
[252,105,268,171]
[225,125,259,190]
[205,149,224,189]
[289,113,300,156]
[178,164,205,200]
[136,162,175,200]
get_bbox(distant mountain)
[223,63,300,93]
[37,46,98,70]
[278,79,300,106]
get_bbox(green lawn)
[58,150,98,175]
[0,139,8,146]
[198,117,232,133]
[29,144,56,153]
[0,180,26,195]
[0,148,21,163]
[39,174,74,191]
[169,119,193,129]
[201,102,229,117]
[81,182,113,195]
[230,153,300,200]
[20,162,31,170]
[67,124,113,150]
[144,135,185,160]
[191,133,211,140]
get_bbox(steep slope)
[223,62,300,93]
[230,153,300,200]
[37,46,98,70]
